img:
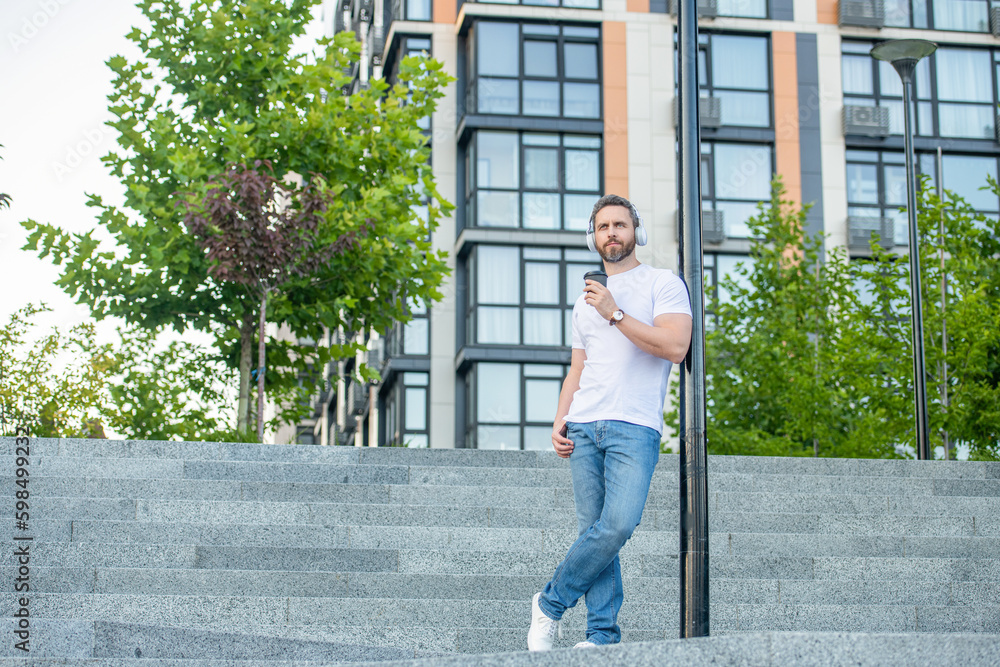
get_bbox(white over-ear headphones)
[586,199,648,252]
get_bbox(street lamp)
[870,39,936,461]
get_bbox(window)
[693,33,772,128]
[846,150,1000,250]
[701,142,773,239]
[717,0,769,16]
[392,0,432,21]
[705,253,754,327]
[842,42,998,141]
[384,371,429,447]
[468,22,601,119]
[388,36,433,133]
[846,150,909,246]
[388,297,430,357]
[466,131,602,230]
[466,362,567,450]
[466,245,600,347]
[884,0,991,32]
[474,0,601,12]
[918,152,1000,217]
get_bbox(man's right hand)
[551,422,574,459]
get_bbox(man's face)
[593,205,636,264]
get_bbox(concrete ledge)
[357,632,1000,667]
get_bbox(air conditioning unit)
[995,114,1000,142]
[669,0,719,18]
[848,216,894,250]
[673,96,722,129]
[839,0,885,27]
[703,210,726,244]
[990,7,1000,36]
[843,104,890,138]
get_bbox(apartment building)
[294,0,1000,449]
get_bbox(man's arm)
[550,348,586,459]
[613,312,692,363]
[583,281,692,363]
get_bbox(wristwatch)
[609,309,624,326]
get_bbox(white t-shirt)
[564,263,692,435]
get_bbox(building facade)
[295,0,1000,449]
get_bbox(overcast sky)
[0,0,325,337]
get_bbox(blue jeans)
[537,420,660,645]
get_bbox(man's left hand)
[584,279,617,322]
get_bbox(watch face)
[613,310,624,321]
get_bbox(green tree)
[672,177,1000,460]
[853,177,1000,460]
[694,179,889,458]
[21,0,452,439]
[0,304,236,440]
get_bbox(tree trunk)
[237,309,255,438]
[257,288,268,443]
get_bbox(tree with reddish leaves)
[22,3,452,442]
[183,160,369,441]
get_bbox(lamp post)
[870,39,936,461]
[677,0,709,638]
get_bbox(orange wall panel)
[627,0,650,12]
[772,32,801,206]
[433,0,456,23]
[817,0,838,24]
[603,22,629,197]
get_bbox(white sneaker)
[574,641,599,648]
[527,592,560,651]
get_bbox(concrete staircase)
[1,437,998,665]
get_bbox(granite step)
[5,567,995,607]
[4,593,998,637]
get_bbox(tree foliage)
[0,304,237,440]
[674,177,1000,460]
[21,0,453,436]
[851,177,1000,460]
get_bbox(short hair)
[589,194,640,232]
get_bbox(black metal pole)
[677,0,709,638]
[894,59,931,461]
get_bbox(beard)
[598,237,635,263]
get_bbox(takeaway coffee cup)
[583,270,608,287]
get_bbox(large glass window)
[705,252,754,327]
[467,131,602,230]
[388,297,430,357]
[383,371,429,448]
[846,150,909,246]
[701,142,774,239]
[918,152,1000,217]
[884,0,990,32]
[475,0,601,12]
[842,41,998,141]
[846,150,1000,251]
[469,22,601,119]
[467,245,600,347]
[692,33,772,128]
[467,362,567,450]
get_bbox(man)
[527,194,693,651]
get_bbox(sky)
[0,0,326,338]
